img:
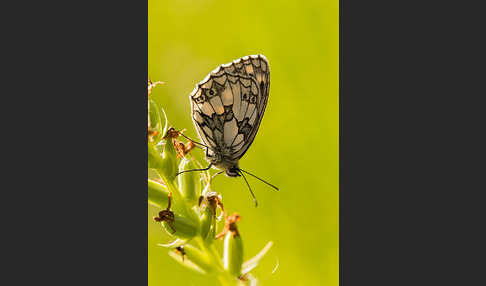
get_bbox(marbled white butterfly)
[183,54,277,205]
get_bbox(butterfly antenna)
[240,169,279,191]
[239,171,258,207]
[176,163,212,176]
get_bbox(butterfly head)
[206,148,241,177]
[226,166,241,177]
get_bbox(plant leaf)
[241,241,273,276]
[167,251,206,274]
[158,238,189,248]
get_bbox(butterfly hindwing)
[190,54,270,172]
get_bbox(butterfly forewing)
[190,55,270,175]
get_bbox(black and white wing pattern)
[190,54,270,177]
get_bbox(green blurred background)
[148,0,338,285]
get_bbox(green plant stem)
[217,274,236,286]
[194,236,235,285]
[195,236,223,269]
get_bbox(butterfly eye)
[228,167,239,176]
[250,95,256,104]
[242,93,248,101]
[209,89,215,96]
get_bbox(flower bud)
[148,99,165,144]
[148,141,161,169]
[148,79,166,144]
[224,231,244,278]
[178,158,202,206]
[148,100,167,169]
[162,214,197,240]
[147,179,169,208]
[159,135,179,181]
[199,206,214,242]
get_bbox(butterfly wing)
[190,55,270,161]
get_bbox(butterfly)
[182,54,278,206]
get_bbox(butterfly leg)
[176,163,213,176]
[210,170,224,182]
[177,132,207,149]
